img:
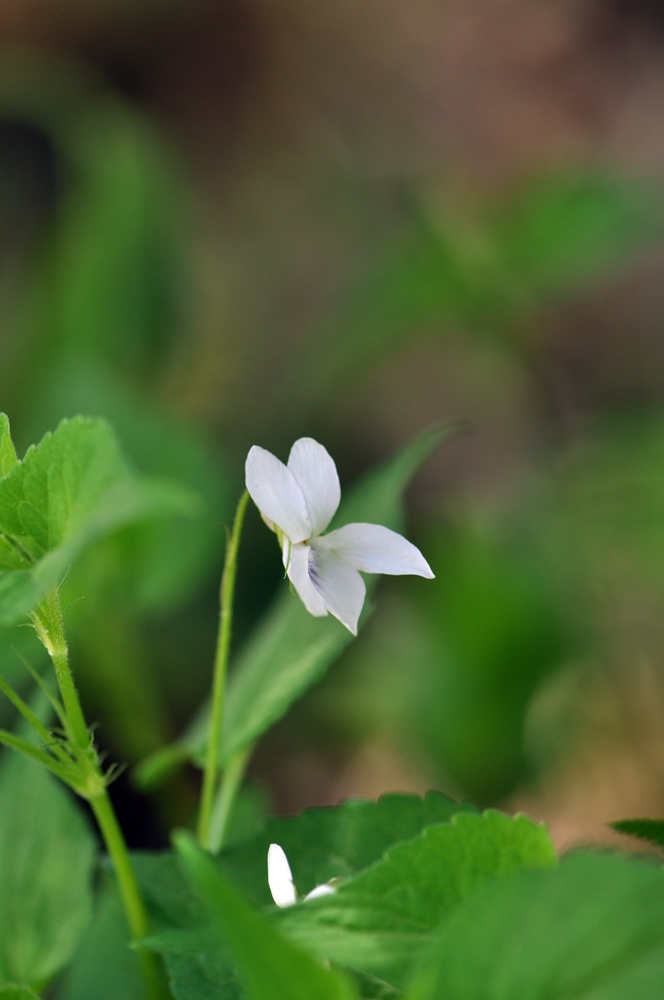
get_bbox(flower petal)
[267,843,297,908]
[287,438,341,536]
[245,445,311,543]
[317,523,435,578]
[304,883,336,902]
[286,542,328,617]
[308,543,366,635]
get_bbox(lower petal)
[308,545,366,635]
[287,543,328,617]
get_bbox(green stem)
[208,744,253,854]
[198,489,250,850]
[33,587,168,1000]
[90,792,166,1000]
[33,587,89,749]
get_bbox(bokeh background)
[2,0,664,850]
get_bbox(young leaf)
[0,416,17,479]
[612,818,664,850]
[0,416,196,626]
[176,424,450,773]
[274,810,556,989]
[173,832,357,1000]
[406,850,664,1000]
[218,791,478,906]
[0,750,96,988]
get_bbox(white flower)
[245,438,435,634]
[267,843,336,908]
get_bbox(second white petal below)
[308,543,366,635]
[287,543,328,617]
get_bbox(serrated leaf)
[612,818,664,850]
[134,793,474,999]
[0,416,197,625]
[0,749,96,987]
[0,416,17,479]
[274,810,556,988]
[407,851,664,1000]
[172,833,357,1000]
[178,424,450,772]
[218,791,478,906]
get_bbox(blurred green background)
[2,0,664,849]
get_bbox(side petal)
[267,843,297,908]
[308,543,366,635]
[287,542,328,617]
[287,437,341,536]
[245,445,311,543]
[317,523,435,578]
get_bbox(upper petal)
[286,542,329,617]
[317,523,435,578]
[287,438,341,537]
[245,445,312,543]
[267,843,297,908]
[308,543,366,635]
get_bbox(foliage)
[0,415,195,627]
[611,818,664,850]
[407,851,664,999]
[0,748,95,989]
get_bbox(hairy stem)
[198,489,250,850]
[34,586,167,1000]
[32,587,89,749]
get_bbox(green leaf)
[0,749,96,987]
[0,416,197,626]
[135,794,471,999]
[132,851,244,1000]
[275,810,556,989]
[179,424,450,771]
[0,416,17,479]
[31,358,232,613]
[173,832,357,1000]
[407,850,664,1000]
[218,791,478,906]
[56,880,144,1000]
[0,987,41,1000]
[612,818,664,850]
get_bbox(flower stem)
[208,744,253,854]
[198,489,250,850]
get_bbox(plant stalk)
[34,586,167,1000]
[208,744,253,854]
[198,489,250,850]
[90,792,166,1000]
[33,587,89,749]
